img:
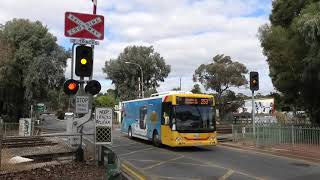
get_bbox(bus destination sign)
[177,97,211,105]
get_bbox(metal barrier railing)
[232,124,320,153]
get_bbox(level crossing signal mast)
[250,71,259,91]
[63,45,102,96]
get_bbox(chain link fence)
[232,124,320,157]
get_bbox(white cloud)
[0,0,274,96]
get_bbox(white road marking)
[119,147,155,156]
[143,155,185,170]
[218,170,234,180]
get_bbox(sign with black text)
[76,96,89,114]
[95,108,112,145]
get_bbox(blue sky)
[0,0,274,95]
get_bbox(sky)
[0,0,274,95]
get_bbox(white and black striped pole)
[92,0,97,15]
[91,0,98,162]
[90,0,97,82]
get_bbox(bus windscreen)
[174,105,215,132]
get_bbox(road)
[38,119,320,179]
[37,114,66,133]
[110,130,320,180]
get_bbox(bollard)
[101,146,121,180]
[75,147,84,162]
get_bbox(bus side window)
[162,102,172,126]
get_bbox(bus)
[121,91,217,147]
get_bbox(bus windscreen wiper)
[195,106,204,128]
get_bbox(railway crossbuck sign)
[65,12,104,40]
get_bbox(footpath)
[219,139,320,163]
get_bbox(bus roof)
[121,91,213,104]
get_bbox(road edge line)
[121,160,149,180]
[220,143,320,163]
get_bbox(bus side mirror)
[164,116,169,125]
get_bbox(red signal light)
[63,79,79,95]
[68,82,77,91]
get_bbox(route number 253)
[201,99,209,105]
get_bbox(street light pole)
[125,62,144,98]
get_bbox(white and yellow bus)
[121,91,217,147]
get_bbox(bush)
[56,109,65,120]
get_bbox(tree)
[103,46,171,101]
[193,55,248,99]
[191,84,202,94]
[219,90,245,121]
[259,0,320,124]
[267,92,288,111]
[269,0,307,27]
[0,19,69,121]
[193,54,248,120]
[144,88,158,97]
[94,89,119,108]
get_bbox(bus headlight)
[209,136,216,141]
[176,137,183,142]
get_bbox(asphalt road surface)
[110,130,320,180]
[37,114,66,133]
[39,119,320,180]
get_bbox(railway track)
[2,137,58,148]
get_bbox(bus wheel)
[128,127,133,139]
[152,130,161,147]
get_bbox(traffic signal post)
[63,43,101,162]
[64,0,107,164]
[250,71,259,137]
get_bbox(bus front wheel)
[152,130,161,147]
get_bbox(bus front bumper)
[168,137,218,147]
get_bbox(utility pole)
[125,62,144,98]
[138,77,141,98]
[252,90,255,136]
[179,77,182,91]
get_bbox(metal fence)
[1,122,67,137]
[232,124,320,156]
[2,123,20,137]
